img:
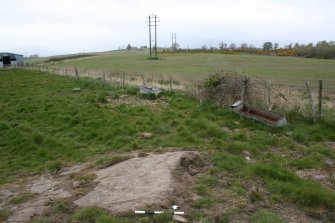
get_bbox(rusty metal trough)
[232,102,287,127]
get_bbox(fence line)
[25,64,186,91]
[24,64,334,117]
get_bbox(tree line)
[162,40,335,59]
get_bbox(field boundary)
[23,64,335,117]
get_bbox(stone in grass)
[242,150,250,156]
[173,214,189,223]
[72,181,81,189]
[141,132,153,139]
[71,88,81,92]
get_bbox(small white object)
[245,156,251,161]
[172,205,179,210]
[135,210,164,214]
[174,211,185,215]
[231,100,242,108]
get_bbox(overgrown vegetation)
[1,69,335,222]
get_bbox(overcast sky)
[1,0,334,56]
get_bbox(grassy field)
[47,51,335,84]
[1,69,335,222]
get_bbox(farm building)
[0,52,24,68]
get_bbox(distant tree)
[126,44,132,51]
[286,43,293,49]
[294,43,300,49]
[28,54,39,59]
[172,42,180,51]
[240,43,248,49]
[315,40,333,59]
[274,43,279,49]
[229,43,236,50]
[209,46,217,51]
[263,42,273,50]
[201,45,207,50]
[219,42,227,50]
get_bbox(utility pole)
[146,14,159,59]
[148,15,152,59]
[171,33,177,51]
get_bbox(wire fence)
[24,64,335,118]
[25,64,185,91]
[191,71,335,119]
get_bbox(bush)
[198,71,245,107]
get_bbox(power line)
[146,14,159,59]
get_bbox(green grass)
[252,164,335,209]
[1,69,335,221]
[0,209,10,221]
[251,209,285,223]
[8,192,35,205]
[192,197,213,209]
[71,207,130,223]
[47,51,335,84]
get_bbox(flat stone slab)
[74,151,188,213]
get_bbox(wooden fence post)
[143,75,146,87]
[75,66,79,79]
[198,82,202,103]
[121,73,125,87]
[109,73,112,83]
[318,80,323,119]
[266,80,271,110]
[306,81,316,122]
[169,76,173,92]
[241,77,249,104]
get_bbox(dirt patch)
[296,169,335,191]
[1,164,90,223]
[74,151,198,214]
[106,95,168,107]
[5,174,72,222]
[327,141,335,149]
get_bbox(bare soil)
[106,95,168,107]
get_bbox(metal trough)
[139,87,161,96]
[232,103,287,127]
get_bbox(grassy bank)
[1,69,335,222]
